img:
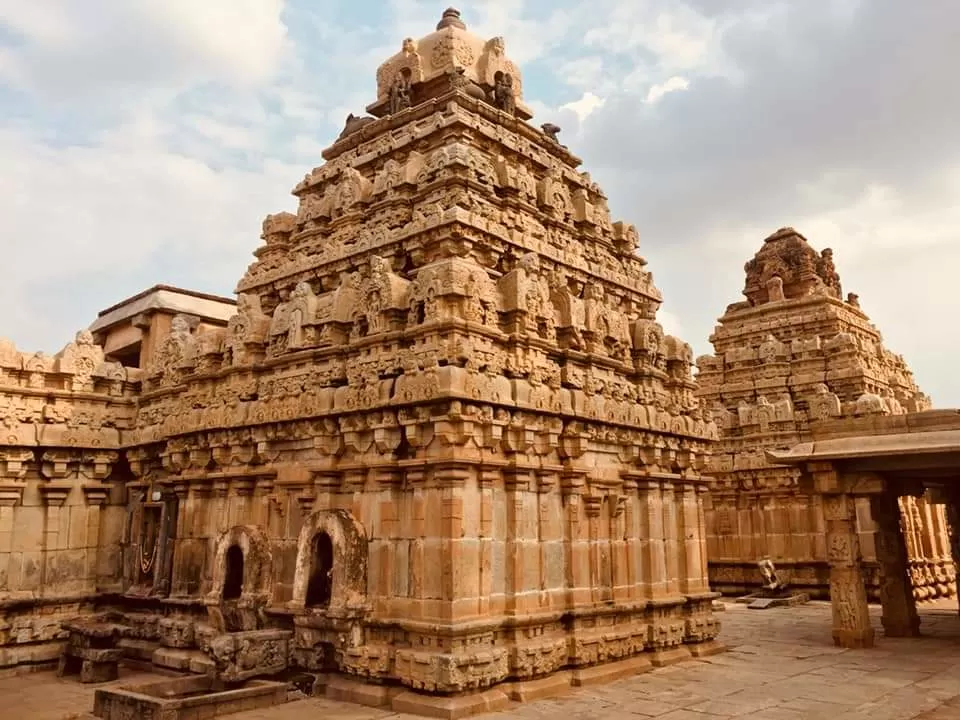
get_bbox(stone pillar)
[0,450,31,588]
[677,482,704,594]
[637,480,667,598]
[870,492,920,637]
[945,494,960,617]
[504,468,531,614]
[661,482,680,595]
[696,486,711,591]
[823,493,874,648]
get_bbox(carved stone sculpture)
[541,122,562,142]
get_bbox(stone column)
[676,481,703,594]
[503,468,531,614]
[661,482,680,595]
[945,494,960,617]
[0,450,31,588]
[870,491,920,637]
[637,480,667,599]
[696,485,711,591]
[823,493,874,648]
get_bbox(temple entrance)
[305,532,334,607]
[223,545,244,600]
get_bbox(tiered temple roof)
[696,227,953,600]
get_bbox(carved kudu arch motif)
[206,525,274,632]
[292,509,368,612]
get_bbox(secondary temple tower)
[0,10,721,716]
[697,227,956,601]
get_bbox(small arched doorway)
[223,545,244,600]
[305,532,334,607]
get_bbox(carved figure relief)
[388,68,413,115]
[492,71,516,114]
[56,330,105,392]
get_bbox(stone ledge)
[571,654,652,686]
[390,687,511,719]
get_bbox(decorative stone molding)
[0,449,33,480]
[0,481,27,507]
[40,450,77,480]
[39,481,74,506]
[81,483,112,506]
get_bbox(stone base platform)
[320,648,707,719]
[8,601,960,720]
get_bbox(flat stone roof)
[89,284,237,333]
[766,410,960,466]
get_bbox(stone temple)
[696,227,956,602]
[0,9,723,718]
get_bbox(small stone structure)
[734,559,809,609]
[697,227,956,602]
[92,676,289,720]
[0,8,722,717]
[57,615,124,683]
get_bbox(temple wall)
[0,334,134,671]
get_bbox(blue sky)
[1,0,959,404]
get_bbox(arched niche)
[223,545,245,600]
[206,525,274,631]
[292,509,367,612]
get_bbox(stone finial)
[437,7,466,30]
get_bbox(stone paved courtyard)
[3,600,959,720]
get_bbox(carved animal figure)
[541,123,562,142]
[337,113,375,141]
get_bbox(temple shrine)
[0,9,722,718]
[696,227,956,603]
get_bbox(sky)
[1,0,958,404]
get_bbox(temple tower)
[697,227,956,601]
[121,8,722,715]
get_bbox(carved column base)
[832,626,875,649]
[881,615,921,639]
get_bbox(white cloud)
[646,76,689,103]
[561,92,606,123]
[0,120,299,352]
[0,0,288,99]
[656,308,685,340]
